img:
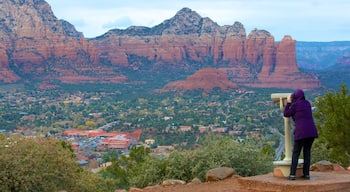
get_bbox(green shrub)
[311,140,332,164]
[128,156,168,188]
[125,135,274,188]
[0,135,114,192]
[314,84,350,167]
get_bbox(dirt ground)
[135,171,350,192]
[133,176,246,192]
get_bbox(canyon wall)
[0,1,320,90]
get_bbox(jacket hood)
[293,89,305,101]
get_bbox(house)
[198,126,210,133]
[62,128,143,154]
[179,126,192,132]
[100,135,131,150]
[76,153,89,167]
[145,139,155,145]
[212,127,228,133]
[151,145,175,157]
[163,116,173,121]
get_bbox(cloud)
[102,16,133,30]
[45,0,350,41]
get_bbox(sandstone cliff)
[0,0,125,84]
[0,1,320,90]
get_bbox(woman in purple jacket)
[284,89,318,180]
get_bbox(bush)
[125,135,274,188]
[165,136,274,182]
[311,140,332,164]
[128,156,168,188]
[0,135,114,192]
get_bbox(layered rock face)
[249,35,320,89]
[0,0,123,84]
[91,10,247,69]
[91,8,320,90]
[0,2,320,90]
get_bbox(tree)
[314,84,350,166]
[101,146,151,190]
[0,135,114,192]
[85,120,96,128]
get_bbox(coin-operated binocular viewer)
[271,93,303,177]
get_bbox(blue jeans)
[290,138,315,176]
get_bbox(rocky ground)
[131,171,350,192]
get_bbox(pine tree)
[314,84,350,166]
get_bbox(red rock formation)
[92,8,320,90]
[0,0,123,84]
[163,68,238,92]
[250,35,320,90]
[0,45,21,83]
[245,29,275,67]
[275,35,299,73]
[0,3,321,90]
[91,16,248,68]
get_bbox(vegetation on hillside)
[313,84,350,167]
[0,135,115,192]
[100,135,274,190]
[0,134,273,191]
[1,82,349,191]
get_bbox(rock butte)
[0,1,320,90]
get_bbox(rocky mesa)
[0,0,125,84]
[0,0,321,90]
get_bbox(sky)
[45,0,350,42]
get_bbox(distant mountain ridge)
[102,8,221,37]
[295,41,350,88]
[296,41,350,70]
[0,0,325,90]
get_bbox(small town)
[0,87,290,171]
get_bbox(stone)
[129,188,143,192]
[273,167,285,177]
[206,167,235,182]
[190,177,202,184]
[333,164,346,171]
[310,160,334,172]
[142,185,161,191]
[273,167,303,178]
[162,179,186,186]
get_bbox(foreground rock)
[205,167,235,182]
[311,160,346,172]
[130,162,350,192]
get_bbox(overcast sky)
[45,0,350,42]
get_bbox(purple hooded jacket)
[283,89,318,141]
